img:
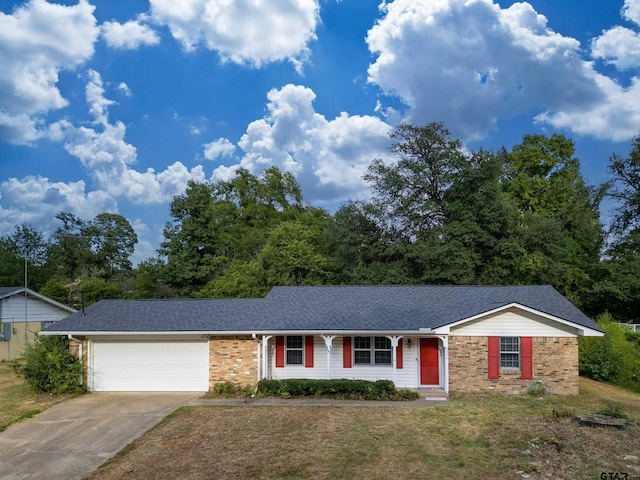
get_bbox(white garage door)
[91,341,209,392]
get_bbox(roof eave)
[40,329,432,336]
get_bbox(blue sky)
[1,0,640,265]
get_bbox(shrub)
[209,382,254,398]
[12,335,84,394]
[256,378,419,401]
[579,314,627,385]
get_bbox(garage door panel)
[91,341,209,392]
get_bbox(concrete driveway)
[0,392,200,480]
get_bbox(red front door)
[420,338,439,385]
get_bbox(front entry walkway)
[0,392,199,480]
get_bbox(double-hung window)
[500,337,520,369]
[286,335,303,365]
[353,336,392,365]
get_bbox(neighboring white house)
[0,287,77,361]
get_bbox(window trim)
[285,335,304,366]
[352,336,392,366]
[499,336,520,370]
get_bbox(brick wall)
[208,336,257,387]
[448,336,578,395]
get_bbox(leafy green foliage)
[257,378,419,400]
[208,382,255,397]
[12,335,84,394]
[80,277,124,305]
[579,315,640,392]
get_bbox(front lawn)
[84,378,640,479]
[0,361,69,432]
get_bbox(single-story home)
[1,287,77,361]
[41,285,604,395]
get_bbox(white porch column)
[386,336,402,386]
[321,335,336,379]
[436,335,449,393]
[261,335,272,380]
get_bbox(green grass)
[0,361,68,432]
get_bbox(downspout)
[68,335,84,387]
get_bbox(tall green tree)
[504,134,605,299]
[608,134,640,237]
[85,213,137,276]
[363,122,467,237]
[161,167,322,295]
[0,224,51,289]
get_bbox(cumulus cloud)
[591,0,640,70]
[0,175,114,235]
[366,0,640,142]
[149,0,319,69]
[101,14,160,49]
[48,71,206,204]
[211,84,393,202]
[0,0,98,144]
[203,138,236,160]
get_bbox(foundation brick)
[448,336,578,395]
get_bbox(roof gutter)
[39,329,432,336]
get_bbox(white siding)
[450,307,579,337]
[269,336,421,389]
[1,294,70,323]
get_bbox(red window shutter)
[275,336,285,368]
[521,337,533,380]
[343,336,352,368]
[304,336,314,368]
[488,336,500,379]
[396,338,403,369]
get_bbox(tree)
[161,167,319,295]
[363,122,466,238]
[504,134,605,299]
[128,257,176,299]
[0,224,51,289]
[85,213,137,276]
[608,134,640,237]
[261,221,328,286]
[48,212,91,279]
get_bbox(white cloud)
[0,175,114,235]
[203,138,236,160]
[591,0,640,70]
[101,14,160,50]
[366,0,640,142]
[48,71,206,204]
[86,70,115,125]
[211,84,393,202]
[117,82,132,97]
[0,0,98,144]
[149,0,319,69]
[623,0,640,24]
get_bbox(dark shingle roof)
[43,285,603,334]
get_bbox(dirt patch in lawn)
[84,379,640,480]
